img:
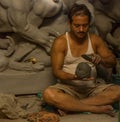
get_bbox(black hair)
[68,4,91,23]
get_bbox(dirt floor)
[0,94,118,122]
[0,112,118,122]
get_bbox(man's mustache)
[76,32,85,34]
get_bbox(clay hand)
[39,27,60,54]
[32,62,45,71]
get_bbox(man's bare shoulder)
[53,34,67,47]
[54,34,66,42]
[89,33,105,44]
[52,34,67,52]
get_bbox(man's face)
[70,15,89,39]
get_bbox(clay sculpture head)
[75,62,91,79]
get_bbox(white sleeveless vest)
[63,32,97,78]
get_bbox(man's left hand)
[91,54,102,65]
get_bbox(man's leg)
[43,87,114,116]
[81,85,120,105]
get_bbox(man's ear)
[67,20,71,26]
[67,20,70,24]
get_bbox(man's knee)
[107,85,120,92]
[43,87,59,104]
[105,85,120,101]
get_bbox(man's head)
[68,4,91,39]
[68,4,91,24]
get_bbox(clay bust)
[0,0,95,72]
[0,0,63,53]
[90,0,120,58]
[89,0,120,74]
[75,62,91,79]
[0,0,67,71]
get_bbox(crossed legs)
[80,85,120,105]
[43,85,120,116]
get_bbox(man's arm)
[51,35,76,82]
[92,34,116,68]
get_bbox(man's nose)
[79,26,84,32]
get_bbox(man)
[43,4,119,116]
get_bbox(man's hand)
[81,77,95,81]
[70,76,95,87]
[91,54,102,64]
[82,54,102,65]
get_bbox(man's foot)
[57,109,67,116]
[92,105,115,117]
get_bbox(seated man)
[43,3,119,116]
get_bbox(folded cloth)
[27,111,60,122]
[0,93,28,119]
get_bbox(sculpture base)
[0,67,56,95]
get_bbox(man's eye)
[83,24,88,27]
[74,25,79,27]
